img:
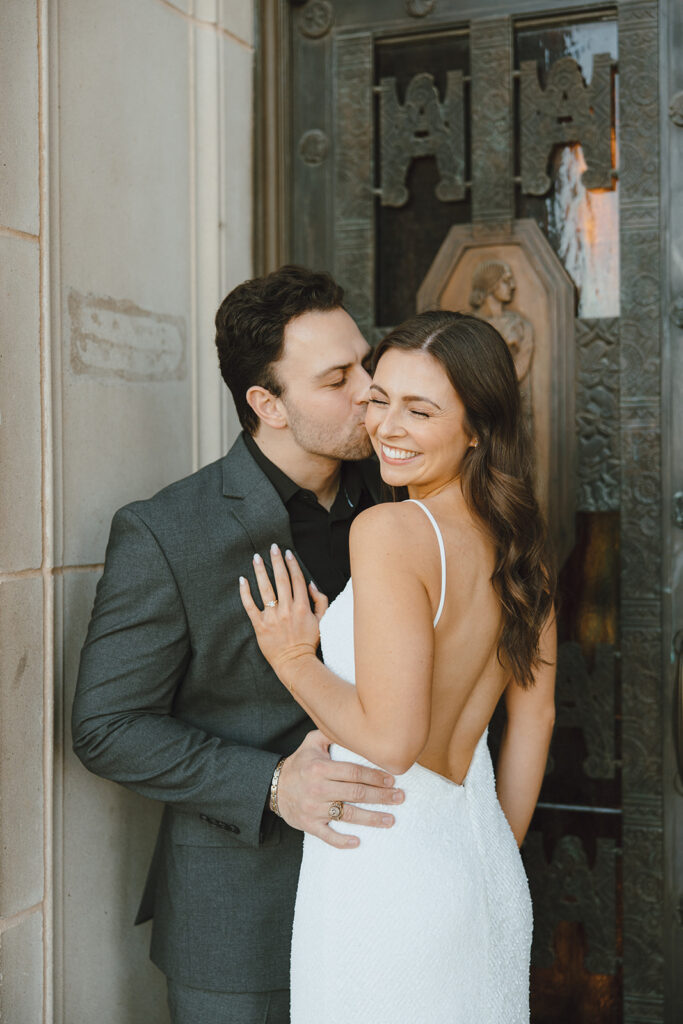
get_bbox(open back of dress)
[290,549,533,1024]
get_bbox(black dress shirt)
[243,433,374,602]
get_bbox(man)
[72,265,404,1023]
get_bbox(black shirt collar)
[243,432,300,505]
[243,432,366,513]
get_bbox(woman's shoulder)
[349,500,444,563]
[351,499,429,535]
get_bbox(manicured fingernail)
[310,580,319,591]
[271,543,279,554]
[239,576,246,585]
[383,776,394,787]
[382,815,394,827]
[392,790,404,803]
[253,553,262,564]
[346,837,359,848]
[285,549,294,560]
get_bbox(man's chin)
[297,424,373,462]
[340,435,374,461]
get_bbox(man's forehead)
[281,309,369,367]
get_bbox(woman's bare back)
[406,496,510,785]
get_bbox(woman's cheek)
[364,405,380,435]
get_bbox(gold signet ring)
[328,800,344,821]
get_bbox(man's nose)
[353,365,373,403]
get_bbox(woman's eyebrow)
[369,383,441,409]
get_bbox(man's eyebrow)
[313,362,353,381]
[314,352,371,381]
[369,383,441,409]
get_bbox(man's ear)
[245,386,288,430]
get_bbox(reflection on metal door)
[279,1,668,1020]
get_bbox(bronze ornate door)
[258,0,680,1019]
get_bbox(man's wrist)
[269,756,287,817]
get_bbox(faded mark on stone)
[13,652,28,690]
[68,290,186,382]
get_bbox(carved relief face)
[492,265,515,304]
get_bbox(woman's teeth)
[381,444,419,460]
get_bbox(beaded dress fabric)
[290,505,533,1024]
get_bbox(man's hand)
[277,730,404,849]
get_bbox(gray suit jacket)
[72,434,381,992]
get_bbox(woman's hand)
[239,544,329,681]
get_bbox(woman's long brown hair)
[373,310,556,688]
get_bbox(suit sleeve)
[71,506,279,848]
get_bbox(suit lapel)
[221,435,316,582]
[220,435,385,585]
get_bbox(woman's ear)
[245,386,288,430]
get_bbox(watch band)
[270,757,287,817]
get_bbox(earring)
[472,439,479,449]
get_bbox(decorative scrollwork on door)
[523,833,618,975]
[519,54,615,195]
[378,71,465,207]
[554,641,617,779]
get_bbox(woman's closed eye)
[369,397,429,418]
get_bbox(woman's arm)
[240,505,435,776]
[495,611,557,846]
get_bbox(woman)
[240,310,556,1023]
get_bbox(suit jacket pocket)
[169,808,281,848]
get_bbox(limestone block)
[164,0,192,14]
[57,0,193,564]
[192,0,253,45]
[60,569,169,1024]
[0,1,39,235]
[193,0,219,22]
[220,33,253,295]
[0,578,44,918]
[218,32,253,452]
[0,236,42,573]
[219,0,254,45]
[0,912,43,1024]
[57,0,191,304]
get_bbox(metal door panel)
[272,1,679,1017]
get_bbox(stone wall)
[0,2,253,1021]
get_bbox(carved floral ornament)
[377,54,616,206]
[669,90,683,126]
[406,0,436,16]
[298,129,329,166]
[298,0,334,39]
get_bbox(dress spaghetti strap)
[407,499,446,628]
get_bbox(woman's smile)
[379,443,421,464]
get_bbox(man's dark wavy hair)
[373,310,556,689]
[215,265,345,435]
